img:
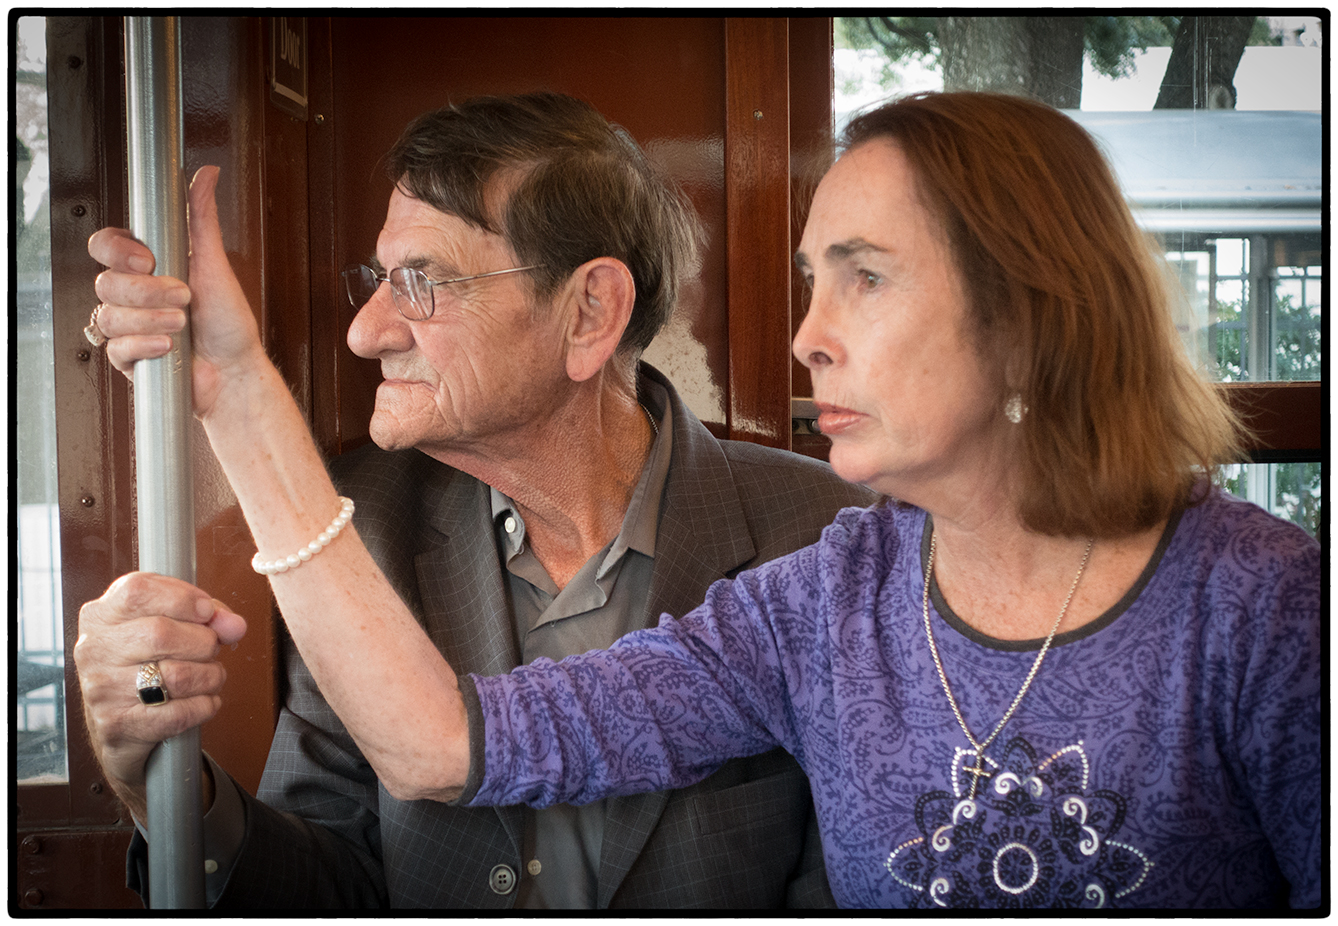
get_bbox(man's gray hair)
[385,91,703,357]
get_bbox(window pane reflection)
[16,15,68,784]
[1219,463,1321,539]
[1165,234,1323,383]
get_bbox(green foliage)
[1211,288,1322,382]
[1209,295,1246,381]
[837,16,939,64]
[1083,16,1178,78]
[837,16,1269,94]
[1248,17,1281,45]
[1272,291,1322,380]
[1218,462,1321,538]
[838,15,1185,77]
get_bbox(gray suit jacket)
[203,367,874,909]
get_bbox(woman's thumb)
[187,166,227,277]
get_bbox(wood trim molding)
[1222,381,1324,462]
[724,17,791,449]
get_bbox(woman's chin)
[826,443,874,488]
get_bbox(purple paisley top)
[466,488,1321,909]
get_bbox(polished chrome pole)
[124,15,204,909]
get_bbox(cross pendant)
[966,752,991,798]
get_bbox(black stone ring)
[136,661,167,706]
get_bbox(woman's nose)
[792,294,839,370]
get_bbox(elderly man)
[76,92,874,909]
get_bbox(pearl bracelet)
[251,496,355,576]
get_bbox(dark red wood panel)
[725,17,792,449]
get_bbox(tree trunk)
[939,16,1085,108]
[1154,16,1256,109]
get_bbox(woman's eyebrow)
[825,238,887,263]
[795,238,890,274]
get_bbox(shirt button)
[504,516,517,534]
[204,859,218,875]
[489,863,517,895]
[527,859,542,876]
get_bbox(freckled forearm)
[199,350,473,793]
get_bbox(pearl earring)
[1005,394,1027,424]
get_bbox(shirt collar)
[490,376,674,572]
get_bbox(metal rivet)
[314,113,326,124]
[68,55,82,69]
[753,109,763,120]
[89,781,103,795]
[81,495,95,508]
[24,889,43,906]
[77,349,91,362]
[71,204,87,217]
[22,836,41,855]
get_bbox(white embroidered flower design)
[884,737,1153,908]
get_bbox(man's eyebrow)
[370,254,458,277]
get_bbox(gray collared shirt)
[492,380,673,908]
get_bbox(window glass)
[15,16,68,783]
[1221,463,1321,539]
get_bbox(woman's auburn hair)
[843,92,1246,538]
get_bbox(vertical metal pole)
[124,16,204,909]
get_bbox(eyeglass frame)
[341,262,543,321]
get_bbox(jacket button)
[489,864,517,895]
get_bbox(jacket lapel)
[412,460,528,860]
[598,368,758,906]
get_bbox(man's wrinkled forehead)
[376,187,514,274]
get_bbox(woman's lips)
[815,403,865,436]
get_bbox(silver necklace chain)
[639,402,659,438]
[921,532,1094,798]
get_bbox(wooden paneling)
[26,15,287,909]
[724,17,792,449]
[321,16,734,450]
[1224,381,1324,462]
[40,14,135,833]
[15,830,141,910]
[305,19,342,456]
[787,17,832,410]
[177,14,278,801]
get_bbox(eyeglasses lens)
[391,267,434,320]
[341,264,434,320]
[342,265,379,310]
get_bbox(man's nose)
[346,283,413,359]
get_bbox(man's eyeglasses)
[341,263,541,321]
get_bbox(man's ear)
[565,258,635,383]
